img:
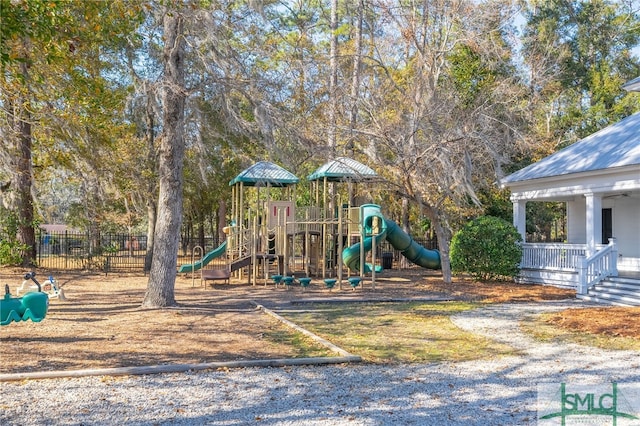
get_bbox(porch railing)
[520,243,600,271]
[577,239,618,294]
[520,240,618,294]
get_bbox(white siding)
[567,198,586,244]
[613,196,640,258]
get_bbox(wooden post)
[359,219,365,278]
[337,204,343,288]
[609,238,619,277]
[577,255,587,295]
[282,207,289,276]
[371,231,376,290]
[252,214,258,285]
[584,193,602,256]
[512,198,527,242]
[305,209,310,276]
[192,245,203,288]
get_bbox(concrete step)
[605,276,640,286]
[592,284,640,295]
[580,276,640,306]
[577,292,640,307]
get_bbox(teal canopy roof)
[229,161,299,187]
[308,157,378,182]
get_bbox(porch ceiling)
[512,189,640,203]
[503,165,640,202]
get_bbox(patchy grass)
[261,328,335,358]
[280,301,519,363]
[417,274,640,351]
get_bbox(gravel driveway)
[2,299,639,425]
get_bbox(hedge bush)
[450,215,522,281]
[0,211,28,266]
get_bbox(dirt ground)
[1,267,637,375]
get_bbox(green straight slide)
[342,214,441,272]
[178,240,228,273]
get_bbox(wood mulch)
[1,267,636,375]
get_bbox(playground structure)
[1,272,49,326]
[179,158,441,288]
[16,273,65,300]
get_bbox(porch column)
[512,198,527,241]
[584,192,602,255]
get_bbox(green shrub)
[0,240,28,266]
[450,216,522,281]
[0,210,27,266]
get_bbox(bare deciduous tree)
[357,0,529,282]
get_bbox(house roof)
[622,76,640,92]
[229,161,299,187]
[502,111,640,185]
[308,157,377,182]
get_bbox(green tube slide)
[341,204,387,273]
[178,240,228,273]
[342,211,441,272]
[342,233,387,273]
[384,219,441,269]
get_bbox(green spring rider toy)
[1,272,49,326]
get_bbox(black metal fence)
[37,231,223,273]
[36,230,437,273]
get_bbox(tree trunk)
[427,211,452,284]
[327,0,338,158]
[217,199,226,243]
[347,0,364,155]
[144,198,156,273]
[143,10,186,308]
[433,223,452,284]
[144,81,158,274]
[422,203,453,284]
[198,212,205,249]
[13,60,36,267]
[84,176,101,256]
[400,196,410,269]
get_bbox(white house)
[500,111,640,301]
